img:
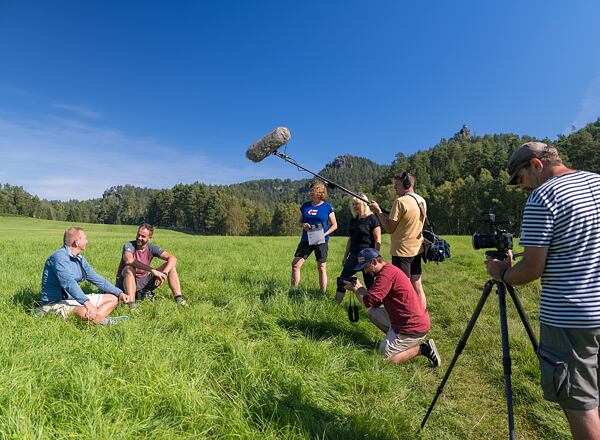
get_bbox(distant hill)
[2,118,600,235]
[228,155,389,205]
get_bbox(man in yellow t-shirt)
[369,172,427,307]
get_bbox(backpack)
[405,193,451,263]
[421,228,451,263]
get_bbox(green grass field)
[0,216,569,439]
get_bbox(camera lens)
[472,233,496,250]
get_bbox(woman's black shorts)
[294,241,328,263]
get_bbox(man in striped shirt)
[486,141,600,439]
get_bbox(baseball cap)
[506,142,555,185]
[354,248,381,270]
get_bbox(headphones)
[400,171,412,189]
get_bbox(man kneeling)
[115,223,188,310]
[39,227,129,325]
[343,248,441,366]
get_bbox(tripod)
[420,277,539,440]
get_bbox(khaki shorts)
[41,293,105,319]
[539,323,600,411]
[368,307,426,359]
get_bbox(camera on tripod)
[471,209,513,257]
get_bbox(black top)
[348,214,380,254]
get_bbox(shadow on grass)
[278,318,375,351]
[12,288,40,311]
[258,278,282,302]
[287,287,325,300]
[252,383,397,440]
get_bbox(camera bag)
[405,193,451,263]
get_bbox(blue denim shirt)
[41,246,122,305]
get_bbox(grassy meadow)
[0,216,569,439]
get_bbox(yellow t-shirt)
[389,195,423,257]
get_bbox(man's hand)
[486,250,513,282]
[368,201,382,214]
[302,223,311,231]
[343,278,363,292]
[84,301,98,320]
[119,293,130,304]
[151,269,167,286]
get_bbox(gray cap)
[506,142,556,185]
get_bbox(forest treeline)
[2,119,599,236]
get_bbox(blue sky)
[1,0,600,200]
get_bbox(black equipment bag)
[421,228,451,263]
[405,193,451,263]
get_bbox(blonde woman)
[291,181,338,293]
[335,194,381,303]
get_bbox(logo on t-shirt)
[308,209,318,216]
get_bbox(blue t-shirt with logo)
[300,201,334,242]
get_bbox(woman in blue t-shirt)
[334,194,381,303]
[291,181,337,293]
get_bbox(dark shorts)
[294,241,328,263]
[411,253,423,276]
[539,323,600,411]
[116,273,158,293]
[391,256,414,278]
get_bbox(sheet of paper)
[307,225,325,245]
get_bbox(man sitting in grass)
[115,223,188,310]
[39,227,130,325]
[342,248,440,367]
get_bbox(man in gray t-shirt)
[116,223,188,309]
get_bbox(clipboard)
[307,224,325,245]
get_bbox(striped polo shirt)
[519,170,600,328]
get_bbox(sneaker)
[424,339,441,367]
[175,297,188,307]
[128,301,138,315]
[105,315,129,326]
[140,289,155,301]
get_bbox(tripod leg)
[505,284,539,353]
[497,283,516,440]
[421,280,495,429]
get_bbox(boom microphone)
[246,127,291,162]
[245,126,390,214]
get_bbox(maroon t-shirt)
[116,241,164,280]
[363,263,430,335]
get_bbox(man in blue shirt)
[40,227,130,325]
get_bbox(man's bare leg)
[121,265,138,303]
[72,295,121,324]
[564,407,600,440]
[410,274,427,309]
[156,262,187,305]
[388,345,421,364]
[157,262,182,297]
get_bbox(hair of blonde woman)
[350,193,372,218]
[64,227,85,246]
[309,181,328,201]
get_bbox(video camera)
[337,276,357,289]
[471,209,513,259]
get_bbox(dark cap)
[354,248,381,270]
[506,142,557,185]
